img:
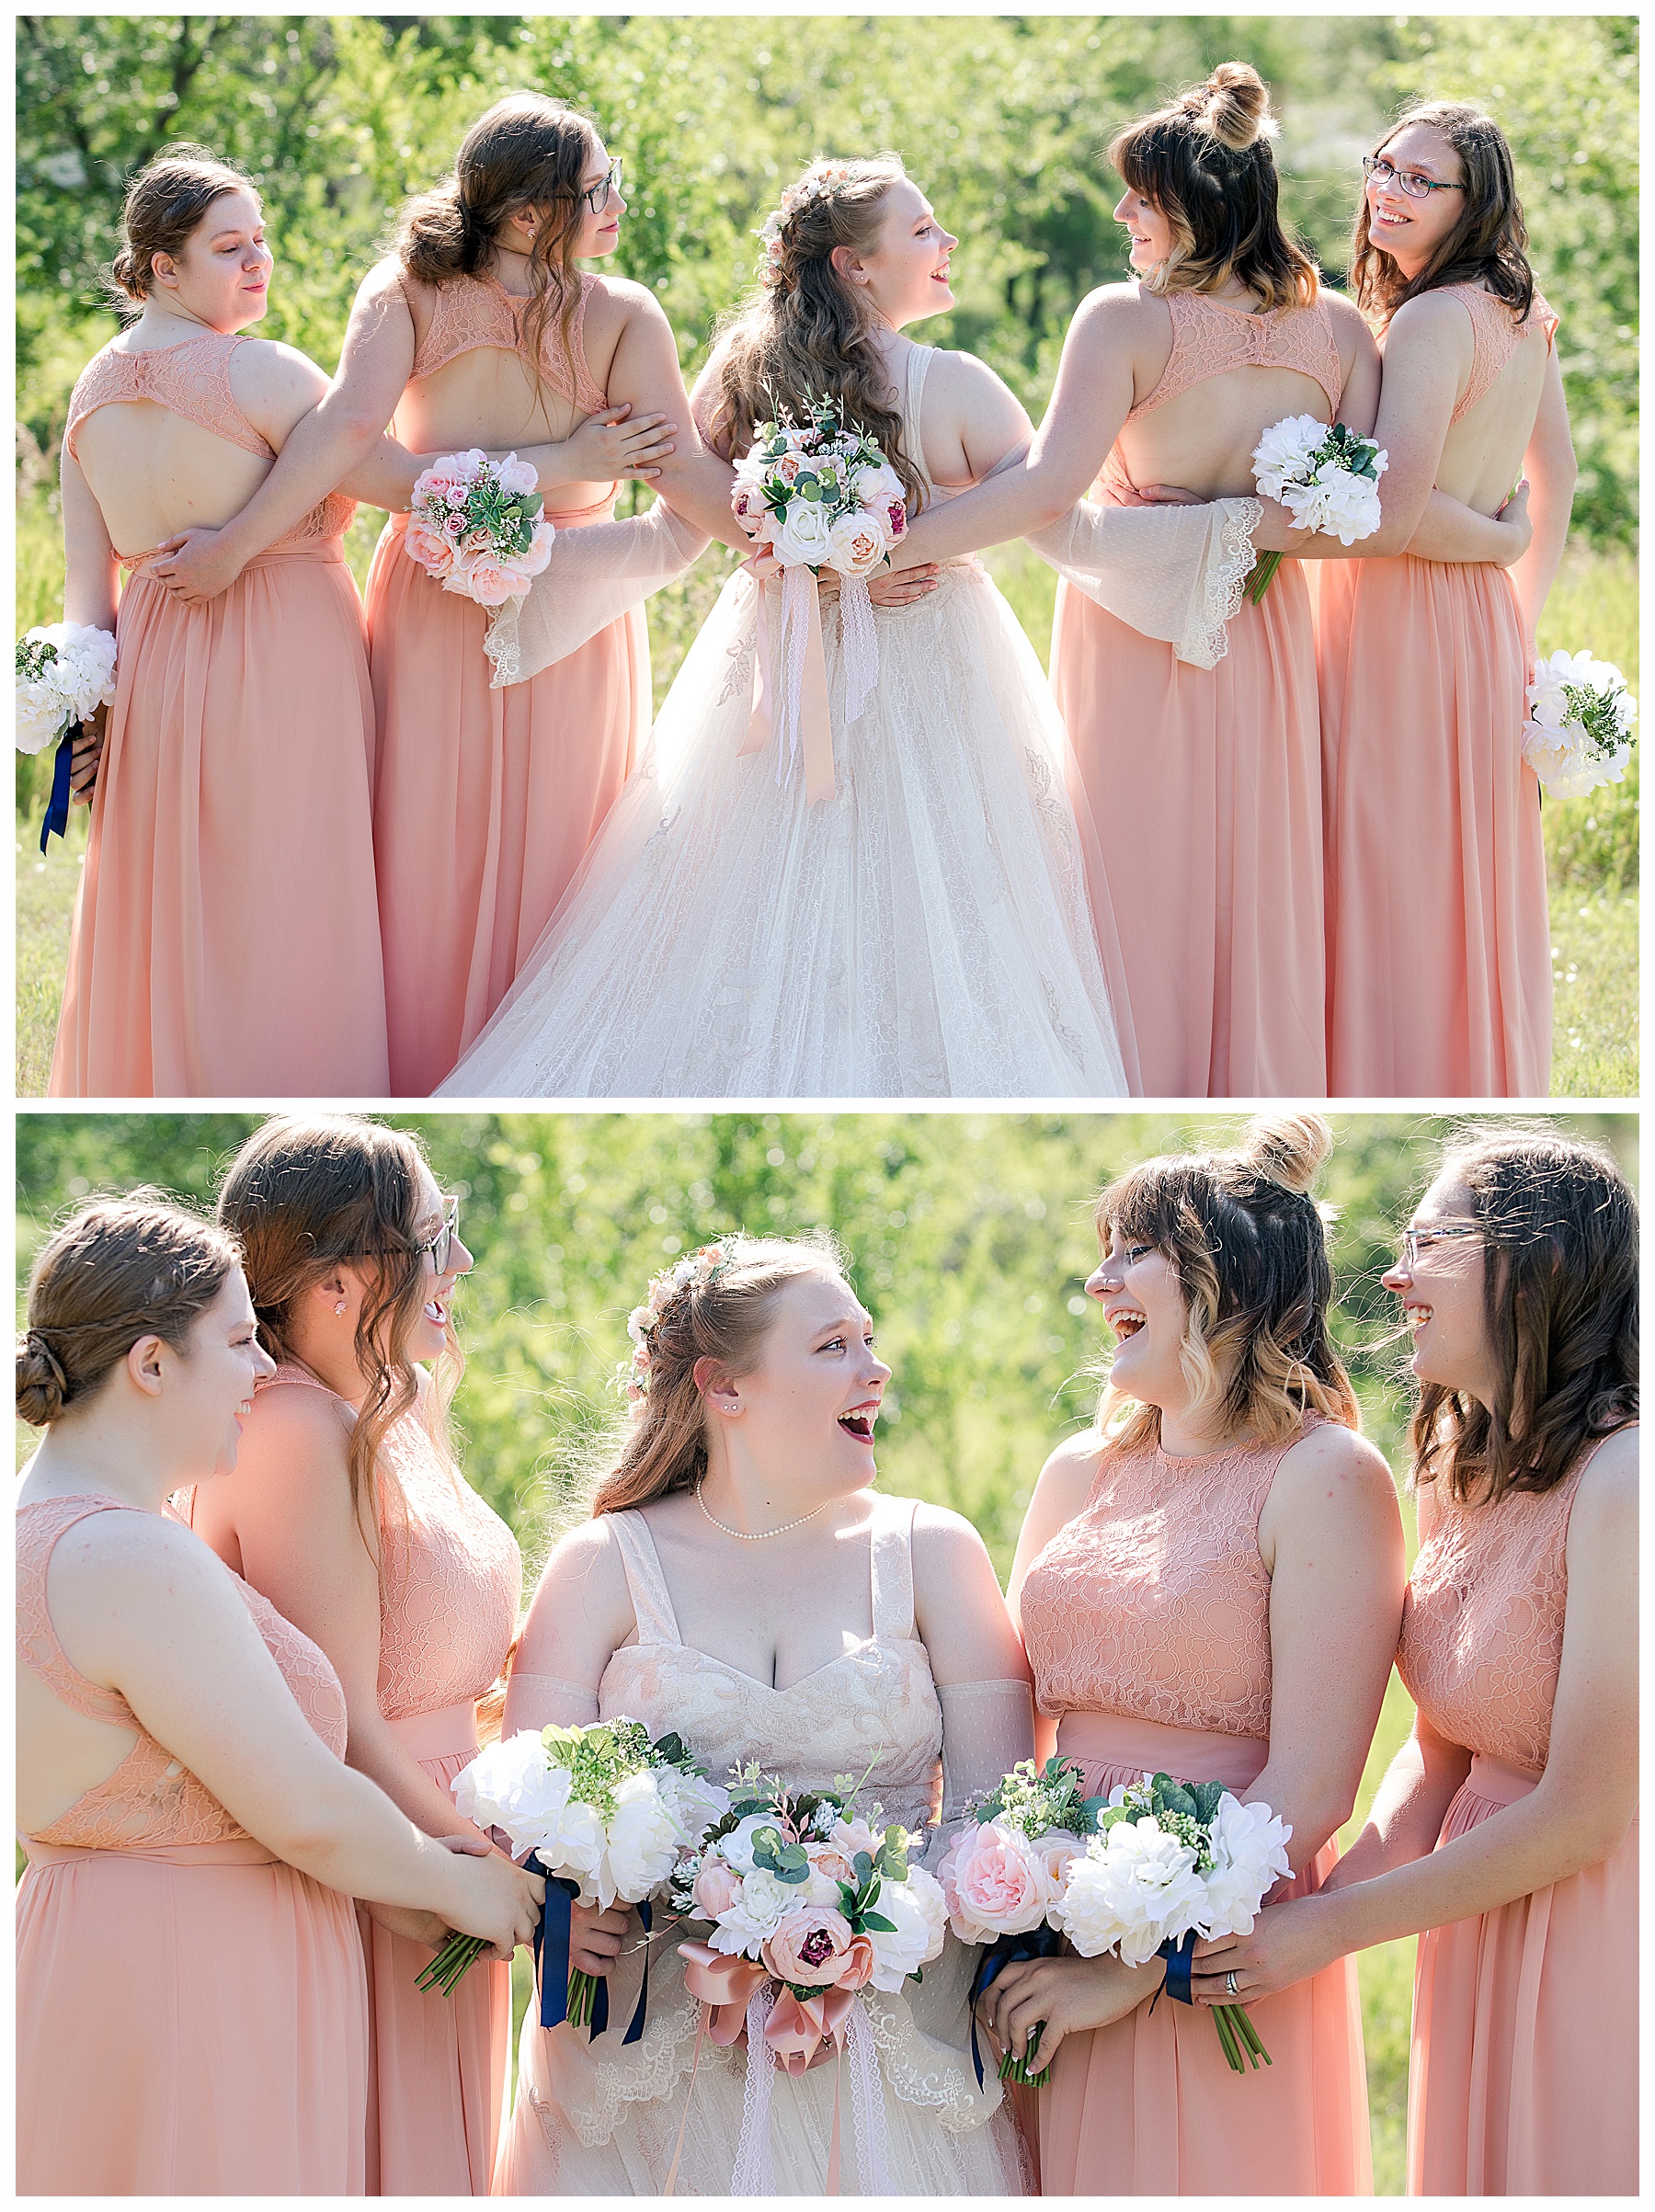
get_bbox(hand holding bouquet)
[1523,647,1637,798]
[1249,416,1387,602]
[17,622,118,850]
[419,1718,725,2040]
[403,449,555,609]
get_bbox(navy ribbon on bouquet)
[39,724,75,854]
[1156,1927,1198,2007]
[968,1924,1063,2089]
[529,1861,652,2047]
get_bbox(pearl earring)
[335,1300,347,1317]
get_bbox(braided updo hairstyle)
[17,1195,242,1428]
[591,1231,850,1515]
[1109,62,1318,311]
[105,144,258,319]
[1094,1112,1360,1450]
[705,157,926,513]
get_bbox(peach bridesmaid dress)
[17,1493,369,2195]
[49,330,389,1097]
[267,1371,522,2195]
[1049,291,1335,1098]
[1018,1417,1372,2195]
[1316,289,1557,1096]
[365,271,650,1095]
[1395,1433,1637,2194]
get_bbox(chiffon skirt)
[1409,1754,1637,2195]
[1049,561,1325,1098]
[1314,555,1551,1097]
[48,540,388,1098]
[361,1704,510,2195]
[1039,1714,1372,2196]
[366,509,648,1096]
[16,1836,369,2195]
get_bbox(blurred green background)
[15,16,1640,1094]
[15,1107,1636,2188]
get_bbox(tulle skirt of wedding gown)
[439,563,1130,1099]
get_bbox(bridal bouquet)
[1248,416,1387,602]
[729,399,908,802]
[939,1754,1106,2085]
[403,449,555,609]
[1056,1770,1292,2075]
[419,1718,726,2039]
[16,622,118,851]
[1523,647,1638,798]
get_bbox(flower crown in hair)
[753,162,857,288]
[614,1242,734,1404]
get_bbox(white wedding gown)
[438,345,1131,1099]
[494,1498,1031,2195]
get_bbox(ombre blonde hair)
[1092,1113,1359,1453]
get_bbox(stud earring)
[335,1300,347,1317]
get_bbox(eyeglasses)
[1397,1222,1481,1270]
[576,159,623,217]
[1364,155,1465,200]
[417,1197,462,1276]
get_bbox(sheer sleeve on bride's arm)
[1025,494,1262,671]
[502,1670,601,1732]
[923,1679,1036,1869]
[485,502,711,690]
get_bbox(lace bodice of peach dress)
[1020,1414,1329,1738]
[64,331,356,557]
[17,1493,348,1853]
[1397,1431,1621,1776]
[599,1496,943,1831]
[1437,283,1559,423]
[406,267,610,419]
[1130,288,1343,424]
[269,1369,522,1719]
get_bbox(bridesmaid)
[17,1196,542,2195]
[1193,1128,1637,2195]
[148,94,735,1094]
[187,1115,523,2195]
[49,145,393,1096]
[984,1114,1406,2194]
[1316,105,1575,1095]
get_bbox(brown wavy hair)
[105,143,258,319]
[1410,1125,1638,1507]
[17,1193,242,1427]
[396,92,603,407]
[1093,1112,1360,1453]
[704,157,926,513]
[590,1232,849,1517]
[1109,62,1318,312]
[1351,100,1535,327]
[215,1116,461,1555]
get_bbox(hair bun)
[1194,61,1277,151]
[1239,1112,1331,1197]
[17,1329,70,1426]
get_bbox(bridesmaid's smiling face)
[405,1167,474,1363]
[1381,1173,1496,1403]
[697,1268,891,1490]
[1363,121,1467,279]
[1113,185,1173,279]
[1086,1227,1188,1409]
[162,1268,279,1480]
[149,187,273,334]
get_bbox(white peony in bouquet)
[17,622,119,851]
[403,449,555,610]
[418,1718,726,2032]
[1248,416,1387,603]
[1523,647,1638,798]
[1056,1770,1292,2074]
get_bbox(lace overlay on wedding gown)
[440,344,1127,1100]
[496,1496,1029,2196]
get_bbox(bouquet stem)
[1211,2001,1272,2073]
[416,1930,489,1998]
[1246,551,1283,606]
[565,1967,599,2030]
[997,2020,1052,2089]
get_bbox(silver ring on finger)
[1226,1970,1238,1997]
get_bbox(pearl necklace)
[695,1486,829,1543]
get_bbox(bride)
[493,1233,1138,2192]
[439,157,1260,1099]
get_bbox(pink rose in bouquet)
[403,519,456,576]
[940,1818,1050,1942]
[761,1906,876,1992]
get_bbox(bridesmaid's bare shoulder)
[1031,1426,1107,1524]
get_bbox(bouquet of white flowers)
[16,622,118,851]
[1249,416,1387,603]
[1056,1770,1292,2074]
[403,449,555,610]
[1523,647,1638,798]
[419,1719,725,2041]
